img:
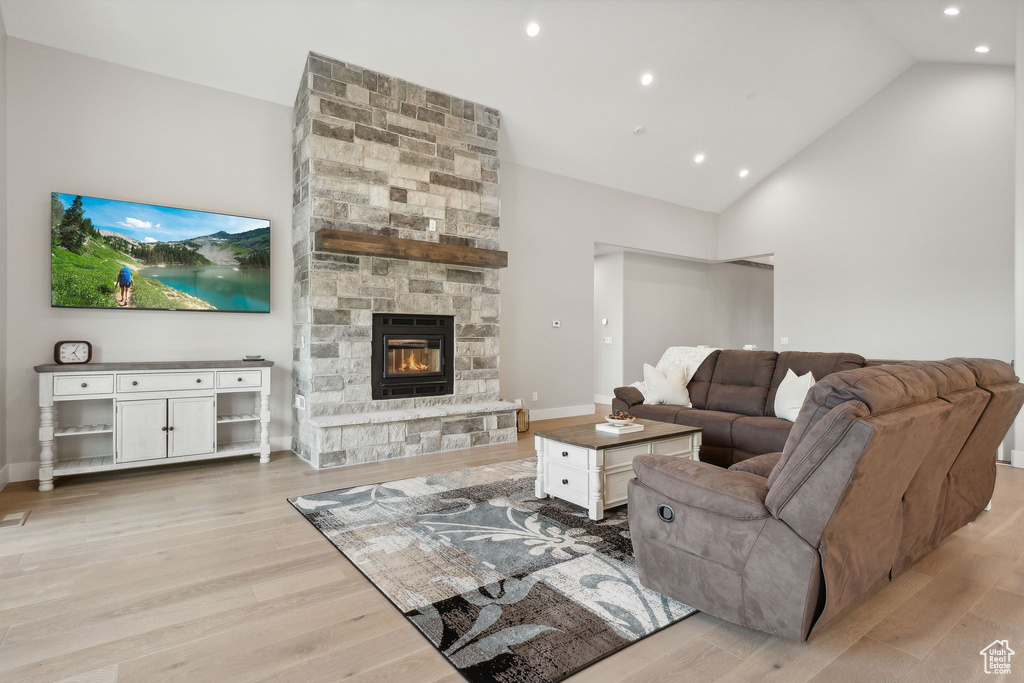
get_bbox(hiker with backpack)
[116,266,133,305]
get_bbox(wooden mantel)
[315,229,508,269]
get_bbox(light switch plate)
[552,321,560,328]
[780,337,789,345]
[428,219,437,231]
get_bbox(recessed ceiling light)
[975,45,990,53]
[739,169,750,178]
[526,22,540,37]
[694,153,705,164]
[944,7,960,16]
[640,73,654,86]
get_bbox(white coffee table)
[534,419,702,520]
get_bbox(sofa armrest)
[613,386,644,408]
[632,455,769,519]
[728,452,782,478]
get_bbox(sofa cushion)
[705,350,777,416]
[733,416,792,457]
[728,452,782,478]
[765,351,865,416]
[671,407,743,447]
[686,351,720,410]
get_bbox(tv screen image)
[51,193,270,313]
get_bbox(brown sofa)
[612,350,865,467]
[627,359,1024,640]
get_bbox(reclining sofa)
[627,359,1024,640]
[612,350,865,467]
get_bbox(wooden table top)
[534,419,701,450]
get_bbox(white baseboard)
[593,394,615,406]
[529,404,596,421]
[0,464,8,492]
[1012,450,1024,469]
[9,461,39,483]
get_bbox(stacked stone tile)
[291,52,515,468]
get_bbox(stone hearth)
[291,52,516,468]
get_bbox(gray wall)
[718,63,1014,361]
[620,253,774,385]
[500,162,717,416]
[4,39,294,480]
[0,15,7,488]
[593,251,624,401]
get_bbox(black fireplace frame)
[371,313,455,400]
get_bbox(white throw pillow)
[642,364,690,406]
[774,369,815,422]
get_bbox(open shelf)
[55,423,114,437]
[217,440,261,455]
[54,455,115,475]
[217,413,259,424]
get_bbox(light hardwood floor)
[1,408,1022,682]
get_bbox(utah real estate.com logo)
[980,640,1014,675]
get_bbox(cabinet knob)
[561,478,568,485]
[196,378,202,383]
[161,426,168,432]
[237,377,243,382]
[81,383,87,388]
[132,381,138,386]
[561,451,568,457]
[168,426,175,431]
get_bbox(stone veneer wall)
[291,52,512,466]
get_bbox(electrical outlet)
[532,392,538,401]
[602,336,613,345]
[552,321,560,328]
[295,394,306,410]
[780,337,789,346]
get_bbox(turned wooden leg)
[259,394,271,464]
[535,438,547,498]
[39,405,55,492]
[693,432,702,462]
[588,468,604,521]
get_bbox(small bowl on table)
[605,415,636,427]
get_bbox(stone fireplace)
[291,52,518,469]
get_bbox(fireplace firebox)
[371,314,455,399]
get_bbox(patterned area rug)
[288,458,695,682]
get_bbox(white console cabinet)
[34,360,273,491]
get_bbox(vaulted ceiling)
[0,0,1013,212]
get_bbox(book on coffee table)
[595,423,645,435]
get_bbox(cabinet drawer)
[54,374,114,397]
[118,372,214,393]
[545,461,589,504]
[653,435,694,456]
[217,370,262,389]
[543,440,591,469]
[604,442,651,468]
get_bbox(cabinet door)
[116,399,168,463]
[168,396,216,458]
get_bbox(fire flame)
[398,355,430,372]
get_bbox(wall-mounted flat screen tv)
[51,192,270,313]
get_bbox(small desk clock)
[54,340,93,365]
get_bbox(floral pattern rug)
[288,458,695,682]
